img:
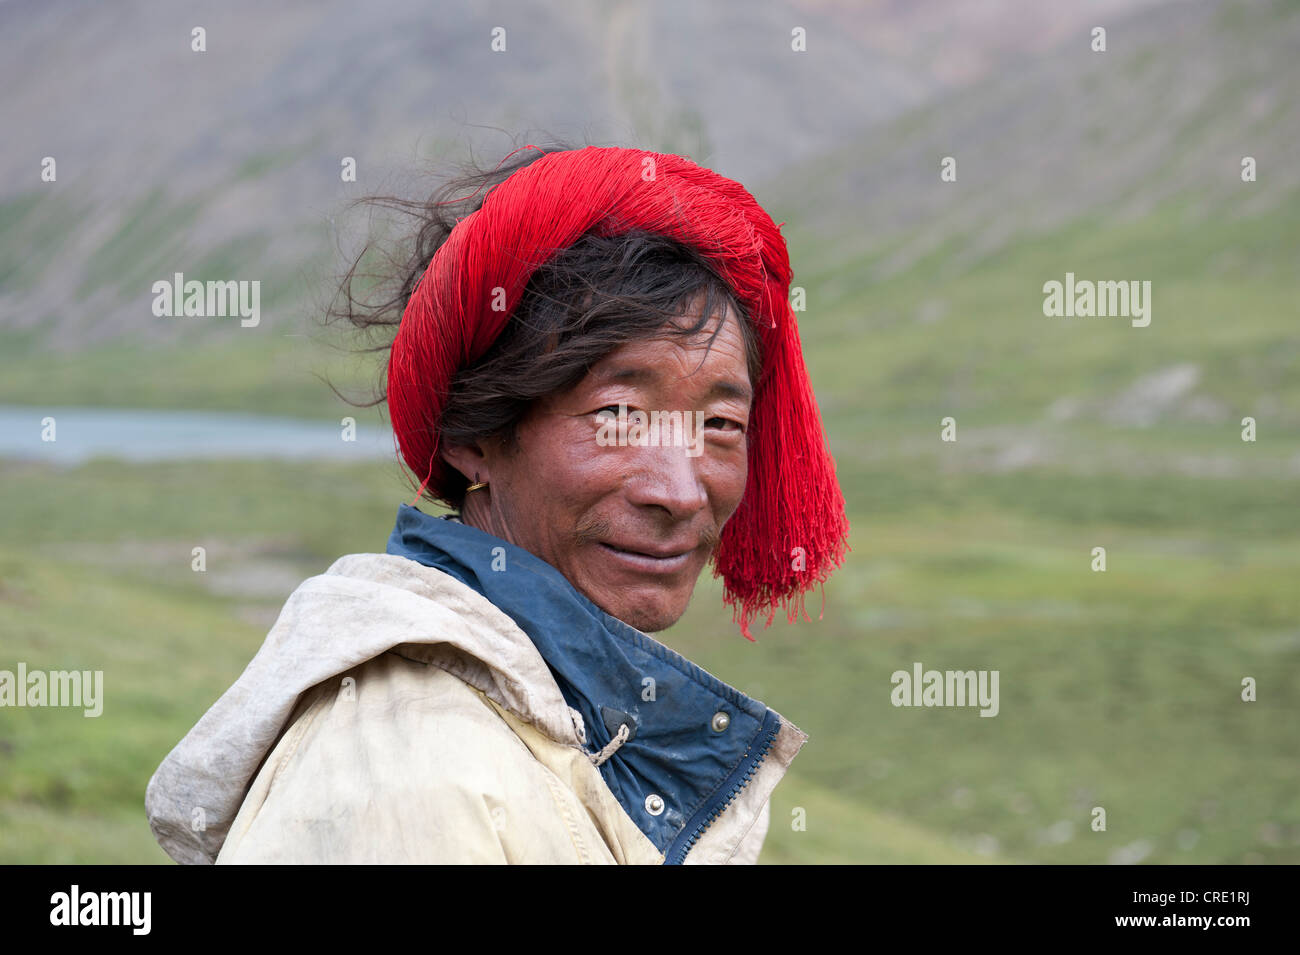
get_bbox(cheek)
[706,445,750,522]
[551,441,626,502]
[508,422,622,517]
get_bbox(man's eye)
[706,417,744,432]
[594,406,622,419]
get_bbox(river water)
[0,405,394,464]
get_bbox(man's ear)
[440,440,491,485]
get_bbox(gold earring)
[465,473,488,494]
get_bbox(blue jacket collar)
[385,503,779,857]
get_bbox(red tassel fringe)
[388,146,850,638]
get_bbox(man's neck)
[458,491,514,545]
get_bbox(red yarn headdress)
[388,145,848,639]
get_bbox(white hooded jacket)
[145,509,809,865]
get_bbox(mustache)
[573,512,723,554]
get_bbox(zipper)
[663,708,781,865]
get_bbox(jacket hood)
[145,549,580,864]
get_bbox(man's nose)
[624,441,709,519]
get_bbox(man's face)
[464,307,752,633]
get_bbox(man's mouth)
[597,541,693,574]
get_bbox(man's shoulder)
[286,650,542,782]
[218,652,593,863]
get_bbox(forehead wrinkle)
[592,361,751,404]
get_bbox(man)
[145,145,849,864]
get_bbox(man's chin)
[619,608,683,634]
[588,588,691,634]
[571,555,703,633]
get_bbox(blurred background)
[1,0,1297,863]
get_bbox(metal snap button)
[711,711,731,733]
[645,794,665,816]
